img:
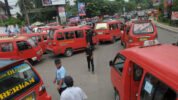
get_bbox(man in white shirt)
[60,76,87,100]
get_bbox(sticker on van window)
[144,81,153,94]
[0,63,40,100]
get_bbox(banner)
[171,12,178,20]
[153,0,160,6]
[78,2,86,16]
[42,0,65,6]
[58,7,66,24]
[164,1,168,17]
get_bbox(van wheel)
[112,37,116,43]
[65,49,73,57]
[115,89,120,100]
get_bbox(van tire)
[65,48,73,57]
[115,89,120,100]
[112,37,116,43]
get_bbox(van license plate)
[139,37,148,41]
[24,94,34,100]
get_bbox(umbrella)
[31,21,44,26]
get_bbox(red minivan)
[0,59,51,100]
[47,27,98,56]
[109,42,178,100]
[0,36,43,63]
[121,20,157,48]
[95,20,122,43]
[19,33,48,53]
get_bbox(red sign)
[171,12,178,20]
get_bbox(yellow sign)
[0,77,35,100]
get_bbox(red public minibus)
[95,20,122,43]
[109,42,178,100]
[121,20,157,48]
[46,27,98,56]
[0,36,43,63]
[19,33,48,53]
[0,59,51,100]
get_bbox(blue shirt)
[13,27,19,34]
[25,26,31,33]
[56,66,66,88]
[5,27,11,36]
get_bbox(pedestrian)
[13,24,19,35]
[5,24,11,37]
[60,76,87,100]
[53,58,67,95]
[84,42,95,73]
[24,24,32,33]
[86,30,94,47]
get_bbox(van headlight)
[36,49,42,55]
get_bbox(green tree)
[125,1,136,12]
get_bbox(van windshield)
[27,38,37,48]
[133,23,154,35]
[0,63,40,100]
[95,23,107,30]
[49,30,55,40]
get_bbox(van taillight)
[128,36,133,43]
[155,33,158,38]
[39,84,46,96]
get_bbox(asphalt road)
[34,27,178,100]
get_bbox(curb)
[155,23,178,34]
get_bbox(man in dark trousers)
[86,30,94,47]
[84,42,95,73]
[53,58,67,95]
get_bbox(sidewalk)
[152,19,178,33]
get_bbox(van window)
[37,36,42,42]
[0,42,13,52]
[95,23,107,30]
[48,30,55,40]
[27,38,37,48]
[75,30,84,38]
[140,73,177,100]
[116,23,120,29]
[113,54,126,75]
[16,41,32,51]
[57,32,65,41]
[65,31,75,39]
[133,23,154,35]
[0,63,40,100]
[112,24,117,30]
[109,24,113,30]
[43,35,48,41]
[133,63,143,81]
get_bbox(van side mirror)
[109,60,113,66]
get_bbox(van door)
[16,41,35,60]
[0,42,17,59]
[130,62,143,100]
[116,23,121,38]
[75,30,85,49]
[64,31,75,49]
[111,54,126,99]
[109,24,114,38]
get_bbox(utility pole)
[22,0,30,25]
[4,0,11,18]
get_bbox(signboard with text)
[153,0,160,6]
[171,12,178,20]
[78,2,86,16]
[58,7,66,24]
[42,0,65,6]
